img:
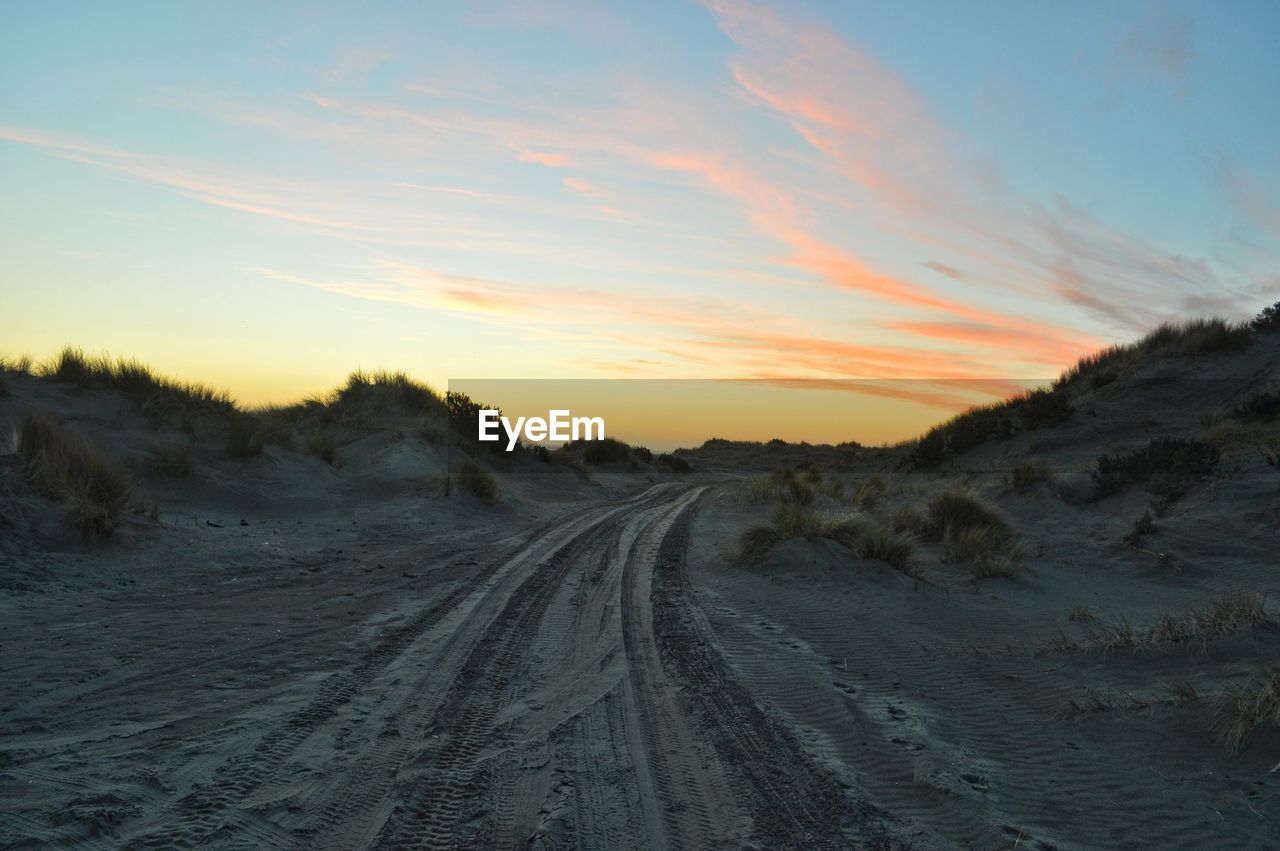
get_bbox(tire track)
[646,502,894,850]
[369,492,676,848]
[122,489,668,848]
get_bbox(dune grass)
[925,488,1025,579]
[1092,436,1219,500]
[1216,665,1280,753]
[850,474,887,510]
[44,347,233,430]
[304,431,338,466]
[225,413,265,459]
[1232,391,1280,424]
[457,459,500,505]
[1063,594,1267,653]
[18,409,132,539]
[149,440,195,478]
[580,437,632,465]
[739,504,917,573]
[1003,459,1054,493]
[655,453,693,473]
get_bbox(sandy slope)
[2,329,1279,848]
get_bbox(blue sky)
[2,0,1277,409]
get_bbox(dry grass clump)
[1149,594,1265,643]
[457,459,500,505]
[149,440,194,478]
[1063,594,1267,652]
[943,527,1029,579]
[1004,459,1054,493]
[925,488,1025,579]
[850,474,887,510]
[18,409,132,539]
[1216,666,1280,753]
[739,505,916,573]
[926,489,1012,541]
[745,467,816,505]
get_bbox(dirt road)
[15,483,888,849]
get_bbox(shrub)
[1217,665,1280,753]
[18,409,131,539]
[149,440,194,478]
[225,413,265,459]
[1004,459,1054,493]
[1232,391,1280,424]
[1253,302,1280,332]
[656,453,692,473]
[457,459,499,505]
[941,526,1026,579]
[632,445,653,463]
[1092,437,1219,499]
[581,437,632,465]
[305,431,338,466]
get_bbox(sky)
[2,0,1278,435]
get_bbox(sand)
[2,330,1279,848]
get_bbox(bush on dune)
[1092,437,1219,500]
[457,459,500,505]
[580,437,632,465]
[18,409,131,539]
[739,504,916,573]
[1253,302,1280,332]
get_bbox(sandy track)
[7,482,890,848]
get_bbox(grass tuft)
[457,459,500,505]
[1216,666,1280,753]
[18,409,132,539]
[739,505,916,574]
[304,431,338,466]
[1004,459,1054,493]
[149,440,195,478]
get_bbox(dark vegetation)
[905,311,1271,469]
[457,459,500,505]
[18,409,132,539]
[149,440,195,478]
[1092,437,1219,500]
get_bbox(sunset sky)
[3,1,1277,426]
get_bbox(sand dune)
[2,317,1279,848]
